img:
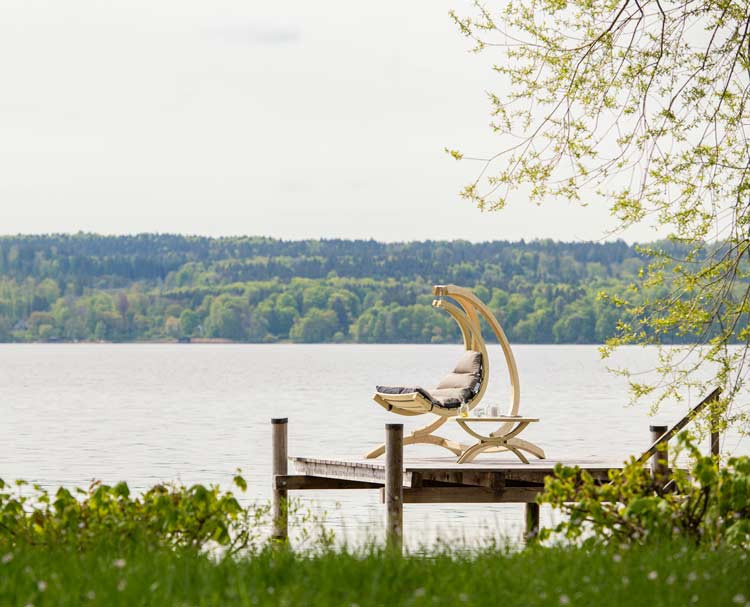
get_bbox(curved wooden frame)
[366,284,544,463]
[453,417,546,463]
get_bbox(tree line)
[0,233,690,344]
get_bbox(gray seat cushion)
[452,350,482,375]
[428,387,476,407]
[436,350,482,391]
[436,372,476,390]
[375,385,469,409]
[376,350,482,410]
[375,385,437,403]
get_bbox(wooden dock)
[270,419,627,548]
[285,455,618,502]
[269,389,722,549]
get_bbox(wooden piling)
[271,418,288,542]
[385,423,403,551]
[525,502,540,541]
[650,424,669,491]
[710,428,720,458]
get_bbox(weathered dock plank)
[290,456,416,488]
[289,455,619,489]
[275,475,382,490]
[396,486,541,504]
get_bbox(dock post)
[650,424,669,492]
[525,503,540,541]
[385,423,403,552]
[710,428,720,458]
[271,418,288,542]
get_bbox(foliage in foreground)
[0,462,748,606]
[1,539,748,606]
[540,433,750,548]
[0,473,262,554]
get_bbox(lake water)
[2,344,746,548]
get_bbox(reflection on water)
[1,344,746,547]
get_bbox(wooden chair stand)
[366,284,545,464]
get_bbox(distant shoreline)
[0,340,649,346]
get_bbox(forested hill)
[0,234,651,344]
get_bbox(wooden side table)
[450,416,546,464]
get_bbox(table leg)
[456,441,494,464]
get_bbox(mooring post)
[271,417,288,542]
[385,423,403,551]
[710,428,720,458]
[650,424,669,491]
[525,502,540,541]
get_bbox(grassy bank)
[2,541,748,607]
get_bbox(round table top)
[451,416,540,423]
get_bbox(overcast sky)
[0,0,660,242]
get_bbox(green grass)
[1,541,748,607]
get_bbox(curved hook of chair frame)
[435,286,522,440]
[435,285,521,418]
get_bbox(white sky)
[0,0,660,242]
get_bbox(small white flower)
[458,593,469,603]
[666,575,676,585]
[612,553,622,563]
[687,571,697,582]
[37,581,47,592]
[691,596,699,603]
[113,558,126,569]
[86,591,96,600]
[267,587,275,595]
[622,576,629,586]
[559,594,570,605]
[733,595,746,605]
[647,570,658,581]
[414,588,426,597]
[1,553,12,564]
[117,579,126,592]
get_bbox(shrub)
[538,433,750,547]
[0,472,264,554]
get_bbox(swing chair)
[365,285,545,464]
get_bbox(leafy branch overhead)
[451,0,750,427]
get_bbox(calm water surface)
[2,344,746,547]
